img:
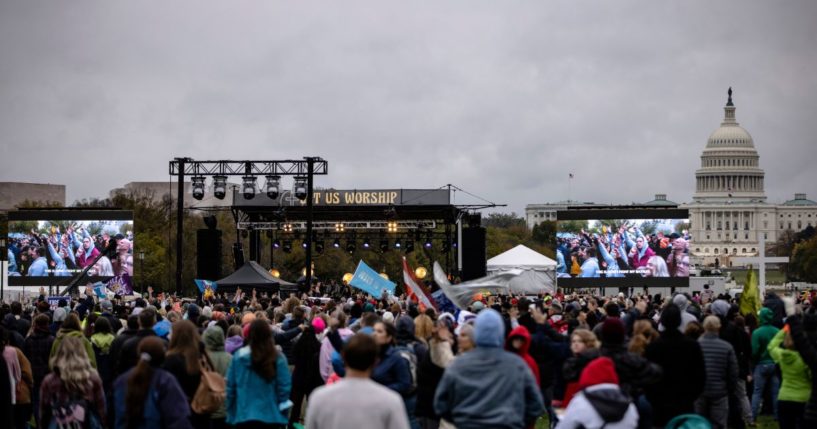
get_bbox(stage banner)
[194,279,218,294]
[349,260,396,297]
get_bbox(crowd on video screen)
[6,220,135,294]
[556,219,691,279]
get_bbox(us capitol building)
[527,88,817,267]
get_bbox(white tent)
[486,245,557,294]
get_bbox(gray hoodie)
[659,294,698,332]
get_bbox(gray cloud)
[1,1,815,213]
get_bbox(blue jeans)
[751,363,779,420]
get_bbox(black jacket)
[644,329,706,426]
[599,343,662,398]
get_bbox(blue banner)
[349,260,396,297]
[93,282,108,299]
[194,279,218,294]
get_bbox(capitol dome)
[706,123,754,148]
[693,88,766,203]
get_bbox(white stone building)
[526,89,817,266]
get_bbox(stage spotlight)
[363,238,371,249]
[191,176,206,200]
[424,232,433,249]
[346,241,356,253]
[294,176,308,200]
[273,239,281,249]
[333,238,341,248]
[380,239,389,252]
[452,241,458,249]
[265,175,280,199]
[302,241,308,249]
[283,240,292,253]
[315,240,325,254]
[394,239,402,250]
[242,176,257,200]
[405,240,414,253]
[212,175,227,199]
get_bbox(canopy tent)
[486,245,557,294]
[215,261,297,293]
[433,262,511,309]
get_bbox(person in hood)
[505,325,540,386]
[784,303,817,427]
[202,326,231,429]
[90,316,116,400]
[225,324,244,355]
[751,307,781,422]
[434,309,544,429]
[49,313,97,369]
[658,294,697,332]
[768,326,810,429]
[289,319,325,428]
[556,356,638,429]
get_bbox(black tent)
[215,261,297,293]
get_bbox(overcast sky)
[1,1,815,214]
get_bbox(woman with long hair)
[113,336,191,429]
[163,320,210,428]
[226,319,291,428]
[40,336,106,427]
[372,321,413,396]
[628,319,660,356]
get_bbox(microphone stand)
[60,239,118,297]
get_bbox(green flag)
[739,265,761,316]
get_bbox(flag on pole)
[349,260,396,297]
[739,265,761,316]
[403,257,437,310]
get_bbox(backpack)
[191,355,226,414]
[394,344,418,395]
[48,396,103,429]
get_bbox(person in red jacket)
[505,325,540,386]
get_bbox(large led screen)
[556,208,690,288]
[7,210,134,292]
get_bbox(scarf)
[3,346,21,404]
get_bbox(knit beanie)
[600,318,626,346]
[579,356,619,389]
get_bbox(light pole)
[138,251,145,295]
[0,237,6,301]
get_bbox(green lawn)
[724,269,787,286]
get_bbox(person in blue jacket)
[371,320,413,397]
[113,336,192,429]
[434,309,544,429]
[226,319,292,428]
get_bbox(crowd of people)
[557,222,691,279]
[7,222,134,294]
[1,279,815,429]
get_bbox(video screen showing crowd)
[6,219,135,294]
[556,218,691,284]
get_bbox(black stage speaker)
[196,229,222,280]
[232,242,244,271]
[461,227,486,281]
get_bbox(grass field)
[534,414,780,428]
[723,269,787,286]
